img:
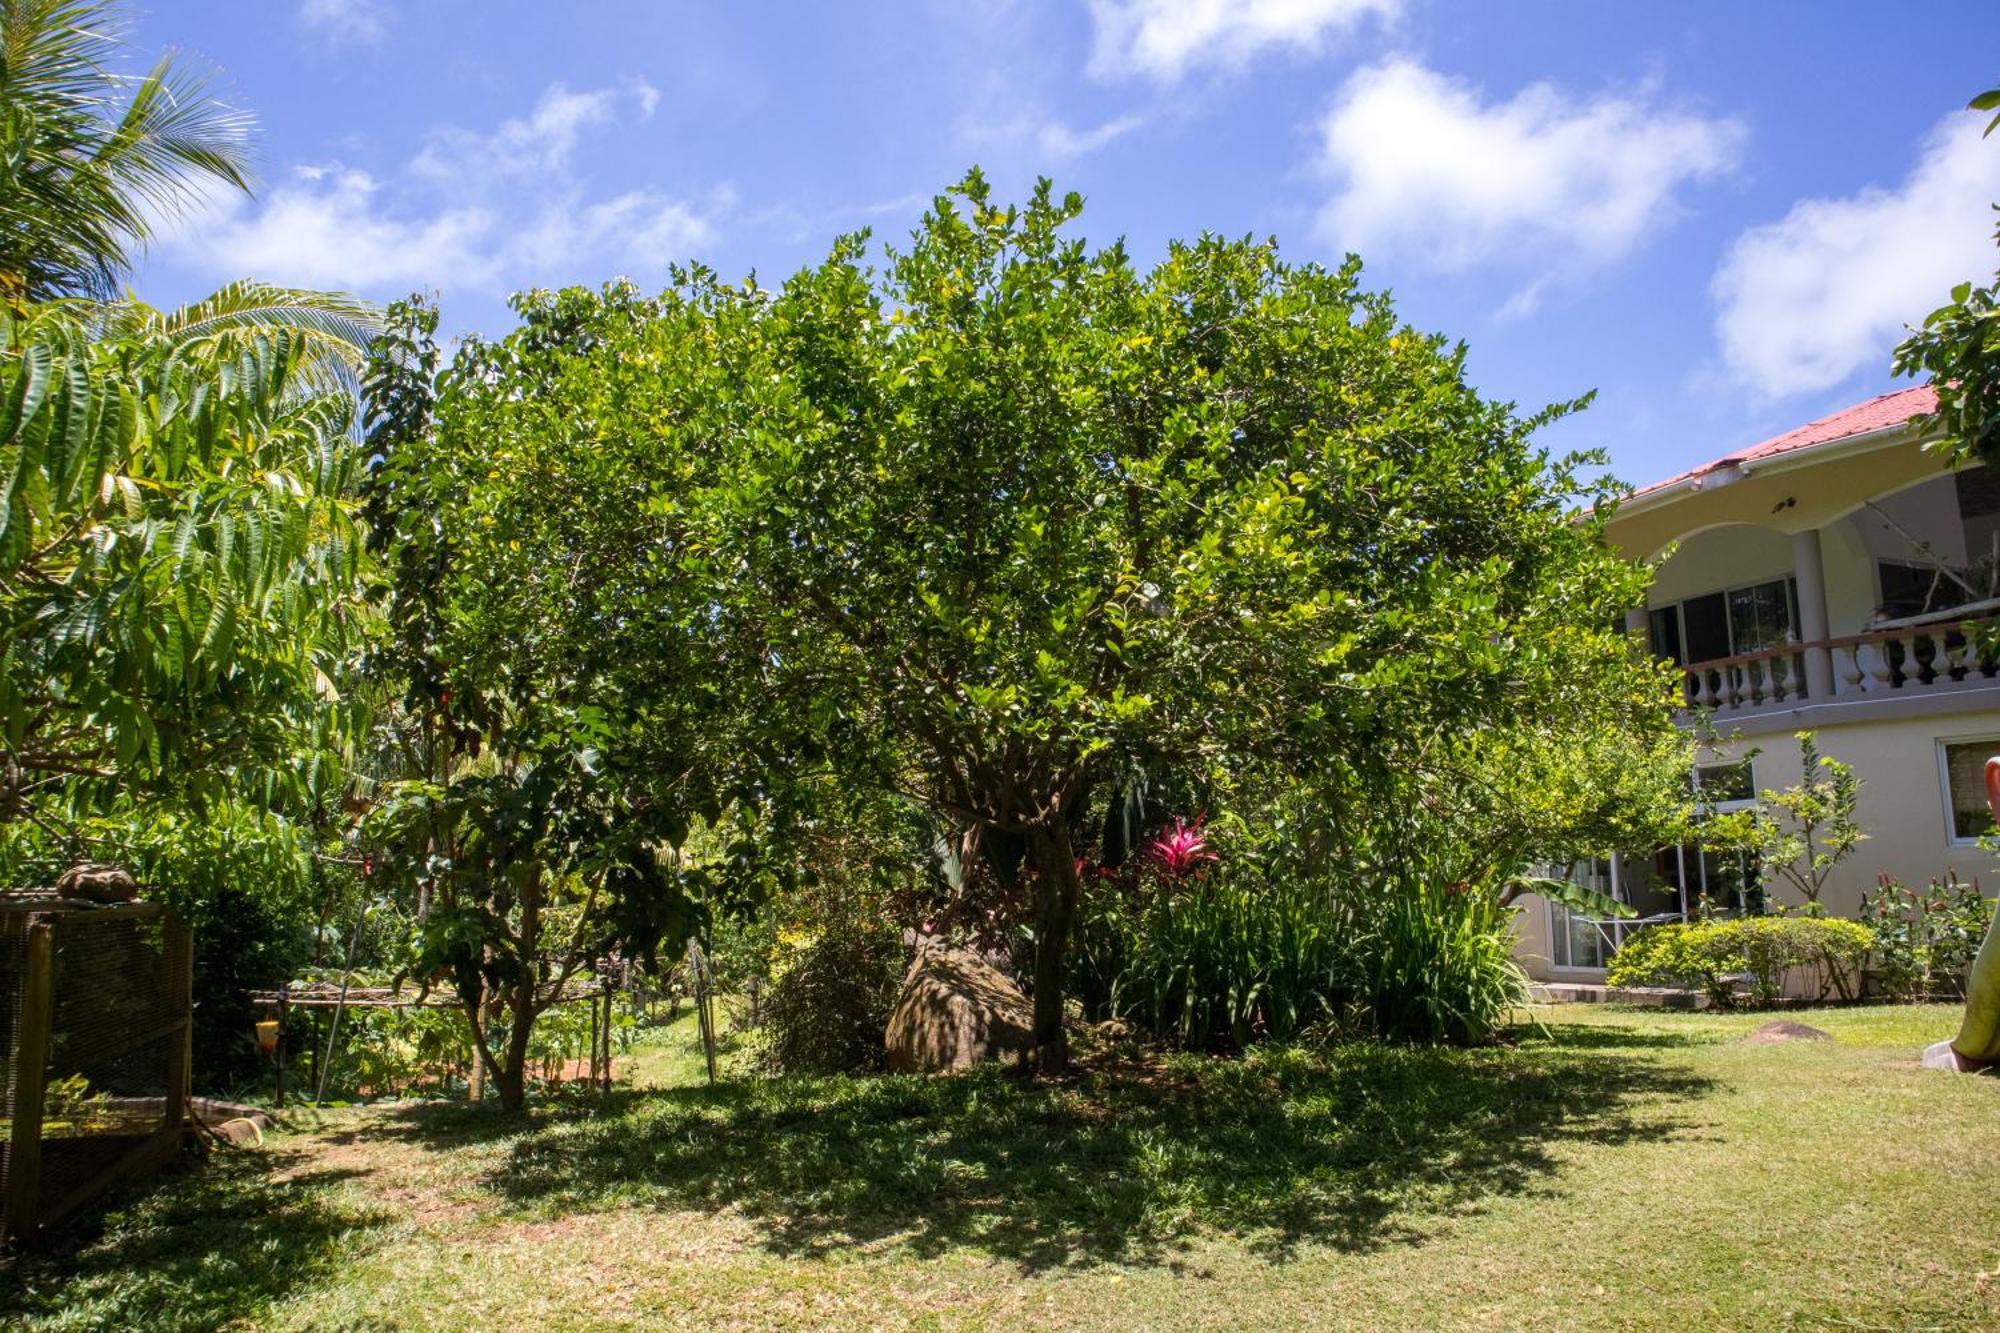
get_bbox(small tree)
[1894,86,2000,466]
[359,294,748,1111]
[1705,731,1866,913]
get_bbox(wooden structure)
[247,975,621,1102]
[0,897,192,1243]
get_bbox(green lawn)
[4,1005,1997,1331]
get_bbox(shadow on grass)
[381,1034,1715,1272]
[1513,1020,1723,1051]
[0,1148,385,1332]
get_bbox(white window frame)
[1936,733,2000,847]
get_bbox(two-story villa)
[1516,385,2000,983]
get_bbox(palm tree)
[0,0,254,302]
[0,2,381,385]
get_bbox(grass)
[3,1004,1998,1330]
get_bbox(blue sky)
[133,1,2000,488]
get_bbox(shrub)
[758,915,906,1074]
[1860,872,1997,1000]
[1074,864,1355,1048]
[1074,855,1527,1048]
[1607,917,1874,1007]
[1357,880,1531,1044]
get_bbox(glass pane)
[1695,762,1753,803]
[1648,607,1684,665]
[1727,580,1793,655]
[1943,741,2000,841]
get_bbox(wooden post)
[690,939,718,1087]
[274,990,288,1109]
[587,986,601,1090]
[5,918,55,1242]
[163,913,193,1133]
[467,982,486,1103]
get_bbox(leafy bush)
[1607,917,1875,1007]
[759,916,907,1074]
[1074,864,1355,1048]
[1860,872,1997,1000]
[1074,814,1528,1049]
[1356,880,1530,1045]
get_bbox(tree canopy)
[415,173,1685,1069]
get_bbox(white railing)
[1681,618,1998,716]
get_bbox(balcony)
[1680,614,2000,721]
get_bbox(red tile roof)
[1628,385,1938,504]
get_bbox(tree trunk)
[492,866,545,1113]
[1029,822,1081,1074]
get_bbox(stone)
[208,1117,265,1148]
[54,862,137,903]
[885,942,1034,1073]
[1743,1020,1833,1045]
[1922,1038,1995,1073]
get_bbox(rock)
[207,1117,265,1148]
[1922,1038,1995,1073]
[54,862,138,903]
[885,942,1034,1073]
[1743,1020,1833,1045]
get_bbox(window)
[1648,578,1799,667]
[1653,761,1762,914]
[1549,857,1612,969]
[1879,561,1956,619]
[1940,739,2000,844]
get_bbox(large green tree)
[452,175,1681,1070]
[0,303,371,827]
[358,293,754,1111]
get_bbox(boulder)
[1743,1020,1832,1046]
[54,862,137,903]
[885,942,1034,1073]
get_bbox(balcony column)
[1623,606,1648,638]
[1792,527,1835,699]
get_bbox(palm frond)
[0,0,256,299]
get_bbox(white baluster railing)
[1679,618,1998,716]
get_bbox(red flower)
[1146,815,1219,881]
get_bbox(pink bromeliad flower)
[1146,814,1218,881]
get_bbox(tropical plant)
[0,0,254,302]
[83,281,381,397]
[1893,86,2000,468]
[0,303,372,829]
[1703,731,1864,911]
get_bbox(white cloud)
[1034,113,1146,160]
[412,80,659,183]
[1712,112,2000,400]
[965,111,1147,163]
[190,166,497,290]
[1314,60,1743,300]
[297,0,387,45]
[164,81,721,299]
[1088,0,1399,83]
